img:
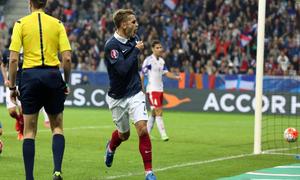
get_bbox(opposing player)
[104,9,156,180]
[8,0,72,179]
[141,40,180,141]
[0,43,24,140]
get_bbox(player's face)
[152,44,163,57]
[124,15,138,38]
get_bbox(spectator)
[277,50,290,75]
[0,0,299,76]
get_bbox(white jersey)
[142,54,168,92]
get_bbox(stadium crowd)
[1,0,300,76]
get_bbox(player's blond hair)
[113,9,135,28]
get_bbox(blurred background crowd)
[0,0,300,76]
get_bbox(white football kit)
[142,54,168,93]
[142,54,169,140]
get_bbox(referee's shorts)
[19,66,66,115]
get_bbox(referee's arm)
[8,21,22,88]
[61,51,71,85]
[58,22,72,87]
[8,51,19,88]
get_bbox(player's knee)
[120,134,130,141]
[155,109,162,116]
[119,131,130,141]
[151,110,156,116]
[120,135,129,141]
[138,126,149,137]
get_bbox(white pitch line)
[275,166,300,169]
[246,172,300,177]
[104,153,255,180]
[3,125,111,135]
[263,146,299,153]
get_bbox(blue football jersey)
[104,34,142,99]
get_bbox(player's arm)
[105,41,144,76]
[163,64,180,80]
[165,72,180,80]
[0,60,9,86]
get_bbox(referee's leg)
[48,112,65,176]
[43,68,66,178]
[23,113,39,180]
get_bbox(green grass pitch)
[0,105,299,180]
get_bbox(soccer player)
[0,45,24,140]
[8,1,72,180]
[104,9,156,180]
[141,40,180,141]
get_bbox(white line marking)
[275,166,300,169]
[263,152,299,156]
[263,146,299,153]
[104,153,255,179]
[3,126,111,135]
[246,172,300,177]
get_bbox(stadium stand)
[1,0,300,76]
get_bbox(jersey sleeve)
[104,43,121,65]
[9,21,22,52]
[162,60,169,75]
[58,22,71,52]
[142,58,149,75]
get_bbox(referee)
[8,1,71,180]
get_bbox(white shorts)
[106,91,148,133]
[40,107,49,122]
[6,87,21,109]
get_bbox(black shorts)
[19,67,66,114]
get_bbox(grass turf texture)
[0,105,299,180]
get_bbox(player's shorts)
[106,91,148,133]
[0,121,2,128]
[6,87,21,109]
[146,91,163,109]
[19,67,66,114]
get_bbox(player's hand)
[135,41,144,50]
[176,75,181,81]
[10,89,19,105]
[4,80,10,87]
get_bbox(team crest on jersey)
[110,49,119,59]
